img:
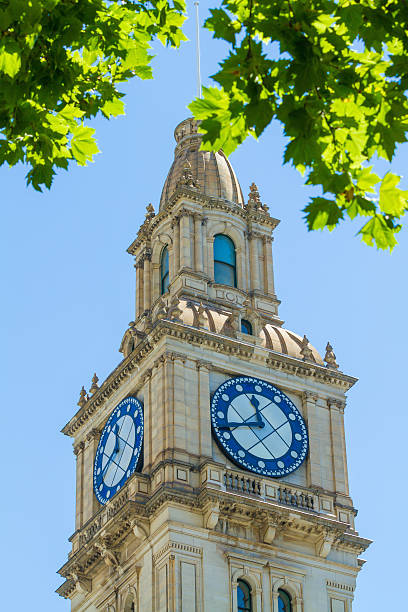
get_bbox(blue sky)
[1,3,407,610]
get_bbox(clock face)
[93,396,144,505]
[211,376,308,478]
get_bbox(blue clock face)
[93,396,144,505]
[211,376,308,478]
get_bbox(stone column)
[136,259,144,318]
[302,392,322,489]
[249,232,260,291]
[194,214,203,273]
[264,236,275,296]
[143,249,151,312]
[82,428,101,523]
[73,441,85,530]
[196,360,212,458]
[328,398,349,495]
[172,215,180,275]
[143,368,153,471]
[179,210,192,269]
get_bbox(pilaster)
[73,441,85,530]
[328,398,349,495]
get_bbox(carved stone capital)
[327,397,346,411]
[86,428,101,443]
[196,359,212,371]
[94,539,120,568]
[303,391,318,402]
[73,441,85,456]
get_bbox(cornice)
[127,189,280,255]
[63,319,356,437]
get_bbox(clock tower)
[57,118,370,612]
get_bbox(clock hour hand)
[219,421,262,429]
[249,395,265,428]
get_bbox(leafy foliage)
[0,0,186,190]
[189,0,408,250]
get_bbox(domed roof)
[159,118,244,210]
[164,300,324,365]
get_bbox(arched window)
[241,319,252,335]
[237,579,252,612]
[160,246,169,294]
[214,234,237,287]
[278,589,292,612]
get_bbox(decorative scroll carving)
[203,501,220,529]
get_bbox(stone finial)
[324,342,339,369]
[176,160,199,189]
[89,373,99,395]
[247,182,269,212]
[300,335,314,362]
[77,386,88,408]
[145,203,155,218]
[248,182,261,205]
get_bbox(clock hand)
[101,426,121,479]
[219,421,263,429]
[249,395,265,428]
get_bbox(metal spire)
[194,1,202,99]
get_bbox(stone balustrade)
[202,464,324,515]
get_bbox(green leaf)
[0,41,21,78]
[355,167,380,193]
[71,125,100,166]
[101,98,125,118]
[303,197,344,231]
[359,216,400,251]
[379,172,408,216]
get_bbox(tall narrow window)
[160,246,169,294]
[278,589,292,612]
[237,579,252,612]
[214,234,237,287]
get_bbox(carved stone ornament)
[89,373,99,395]
[300,335,314,362]
[176,159,199,189]
[155,299,168,321]
[77,386,88,408]
[94,539,120,568]
[168,297,183,322]
[145,203,155,219]
[324,342,339,369]
[316,529,336,558]
[203,501,220,529]
[261,517,280,545]
[247,182,269,212]
[68,569,92,595]
[130,519,149,542]
[221,312,238,337]
[196,302,208,329]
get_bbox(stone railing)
[224,470,262,496]
[202,464,324,515]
